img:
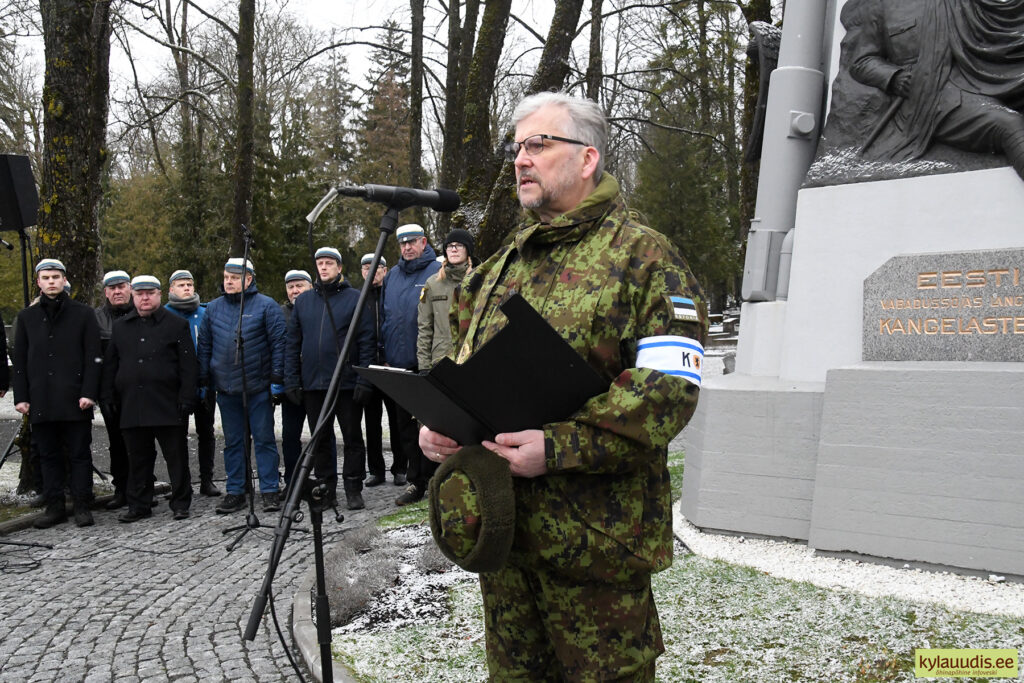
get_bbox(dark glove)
[286,387,303,406]
[101,401,119,418]
[270,383,285,405]
[353,384,373,406]
[178,402,193,421]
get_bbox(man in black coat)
[94,269,134,509]
[13,258,103,528]
[102,275,198,523]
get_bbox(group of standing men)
[10,223,472,527]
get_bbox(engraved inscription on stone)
[863,249,1024,362]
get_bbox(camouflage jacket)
[453,173,708,584]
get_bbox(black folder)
[355,294,608,445]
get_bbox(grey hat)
[225,257,255,275]
[360,253,386,267]
[131,275,161,290]
[169,269,194,283]
[314,247,343,265]
[103,270,131,287]
[35,258,66,274]
[285,269,312,284]
[396,224,426,243]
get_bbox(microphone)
[337,184,461,212]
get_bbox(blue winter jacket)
[197,282,286,395]
[165,301,206,350]
[284,278,375,392]
[381,246,441,370]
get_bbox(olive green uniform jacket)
[416,260,470,371]
[453,173,708,585]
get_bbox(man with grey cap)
[285,247,374,510]
[13,258,103,528]
[94,269,135,509]
[278,268,332,489]
[165,269,220,496]
[381,224,441,505]
[198,257,286,514]
[102,275,198,522]
[359,253,389,487]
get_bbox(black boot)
[105,492,127,510]
[33,501,67,529]
[199,478,221,497]
[73,501,95,527]
[346,490,365,510]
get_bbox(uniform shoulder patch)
[419,288,427,303]
[665,294,699,322]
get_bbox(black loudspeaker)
[0,154,39,231]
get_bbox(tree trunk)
[437,0,479,235]
[584,0,603,101]
[231,0,256,255]
[474,0,586,259]
[408,0,426,229]
[38,0,111,301]
[449,0,514,242]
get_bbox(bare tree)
[38,0,111,298]
[231,0,255,254]
[474,0,586,258]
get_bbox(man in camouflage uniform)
[420,92,708,680]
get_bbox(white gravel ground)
[673,507,1024,618]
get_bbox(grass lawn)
[332,452,1024,681]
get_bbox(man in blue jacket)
[381,224,441,506]
[285,247,375,510]
[197,258,287,514]
[165,269,220,497]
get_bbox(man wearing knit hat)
[382,225,441,505]
[198,257,287,514]
[13,259,103,528]
[94,270,135,509]
[419,92,708,679]
[359,253,390,487]
[284,247,374,509]
[165,269,220,497]
[101,276,198,522]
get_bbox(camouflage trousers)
[479,562,662,682]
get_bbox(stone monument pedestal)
[680,168,1024,576]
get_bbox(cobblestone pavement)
[0,418,408,682]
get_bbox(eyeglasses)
[503,134,588,161]
[445,242,466,251]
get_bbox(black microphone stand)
[244,190,401,683]
[222,225,276,551]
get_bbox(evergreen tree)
[346,22,415,266]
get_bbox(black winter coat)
[102,307,198,429]
[12,294,102,424]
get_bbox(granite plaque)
[863,249,1024,362]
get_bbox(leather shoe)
[395,484,424,506]
[74,504,94,528]
[346,491,365,510]
[365,474,385,487]
[105,493,127,510]
[262,492,281,512]
[199,480,222,497]
[172,508,190,520]
[216,493,246,514]
[393,473,407,486]
[118,508,152,523]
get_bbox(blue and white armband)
[636,335,704,387]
